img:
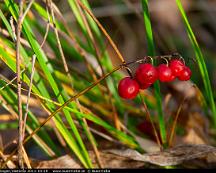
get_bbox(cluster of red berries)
[118,58,192,99]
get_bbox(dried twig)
[21,0,49,141]
[77,0,125,64]
[0,95,56,168]
[2,64,121,168]
[0,27,30,47]
[75,0,123,167]
[2,51,179,167]
[0,76,17,91]
[10,16,16,41]
[20,0,35,25]
[22,55,36,138]
[75,0,121,132]
[48,0,70,76]
[51,2,106,95]
[40,3,51,48]
[49,0,103,167]
[0,150,16,169]
[15,0,35,168]
[16,0,25,168]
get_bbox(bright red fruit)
[169,59,185,77]
[140,83,152,90]
[170,74,176,81]
[118,77,140,99]
[157,64,173,82]
[178,66,192,81]
[135,63,158,85]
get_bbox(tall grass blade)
[4,0,92,167]
[141,0,167,146]
[176,0,216,125]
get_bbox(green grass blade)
[69,0,126,114]
[4,0,92,167]
[0,37,141,154]
[176,0,216,125]
[0,80,56,157]
[141,0,167,146]
[141,1,155,56]
[1,0,143,163]
[0,9,14,39]
[0,42,61,156]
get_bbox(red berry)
[118,77,140,99]
[135,63,158,85]
[140,83,152,90]
[178,66,192,81]
[157,64,173,82]
[170,74,176,81]
[169,59,185,77]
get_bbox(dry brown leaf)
[8,144,216,168]
[33,151,146,168]
[34,155,82,168]
[134,135,160,153]
[183,128,207,145]
[107,144,216,167]
[181,112,210,145]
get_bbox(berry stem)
[122,53,182,67]
[160,57,169,66]
[123,66,133,78]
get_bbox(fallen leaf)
[33,155,82,168]
[107,144,216,166]
[183,128,206,145]
[33,151,147,168]
[134,135,160,153]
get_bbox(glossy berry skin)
[170,74,176,82]
[118,77,140,99]
[135,63,158,85]
[139,83,152,90]
[169,59,185,77]
[157,64,173,82]
[178,66,192,81]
